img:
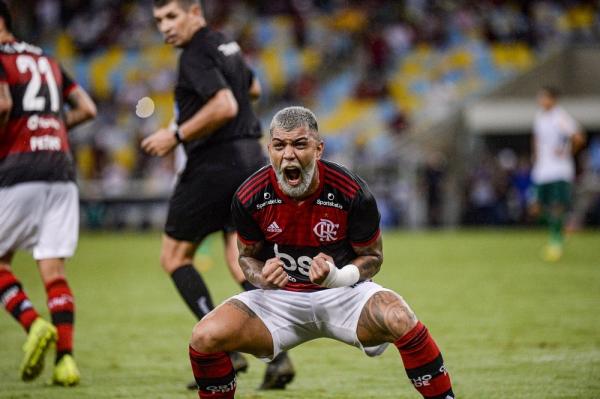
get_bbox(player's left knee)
[190,320,229,353]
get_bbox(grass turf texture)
[0,229,599,398]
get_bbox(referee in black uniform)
[142,0,295,390]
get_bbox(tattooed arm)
[237,239,288,289]
[351,235,383,280]
[0,82,12,127]
[310,236,383,286]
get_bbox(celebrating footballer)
[187,106,455,399]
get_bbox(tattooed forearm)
[358,291,417,342]
[226,299,257,318]
[237,239,270,289]
[352,236,383,280]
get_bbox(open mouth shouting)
[283,165,302,186]
[274,159,316,199]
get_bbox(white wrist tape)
[322,261,360,288]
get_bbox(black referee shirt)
[175,27,261,157]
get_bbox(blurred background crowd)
[7,0,600,229]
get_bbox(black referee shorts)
[165,138,266,243]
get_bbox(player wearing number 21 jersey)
[0,0,96,386]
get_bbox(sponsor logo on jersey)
[217,41,241,56]
[256,198,282,210]
[274,244,311,277]
[27,115,61,131]
[313,218,339,242]
[266,221,282,234]
[316,199,343,209]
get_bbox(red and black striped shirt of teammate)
[0,40,79,187]
[232,159,381,292]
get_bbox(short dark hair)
[0,1,12,33]
[540,86,560,99]
[153,0,199,9]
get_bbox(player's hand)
[310,253,334,285]
[262,257,288,289]
[141,128,178,157]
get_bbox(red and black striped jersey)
[0,40,78,187]
[232,160,381,292]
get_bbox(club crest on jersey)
[313,218,339,242]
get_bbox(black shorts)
[165,138,266,243]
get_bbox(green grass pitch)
[1,229,599,398]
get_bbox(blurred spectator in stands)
[364,24,390,73]
[354,71,388,99]
[283,72,318,104]
[510,156,534,223]
[465,156,498,225]
[388,110,409,136]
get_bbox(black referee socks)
[171,264,215,320]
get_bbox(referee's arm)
[141,88,237,156]
[249,76,261,101]
[178,88,238,142]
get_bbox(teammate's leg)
[189,299,274,399]
[37,258,79,386]
[161,235,215,320]
[0,253,40,332]
[357,291,454,399]
[0,253,57,381]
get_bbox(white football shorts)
[0,181,79,260]
[232,281,391,361]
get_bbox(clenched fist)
[310,253,334,285]
[262,257,288,289]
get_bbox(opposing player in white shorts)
[0,3,96,385]
[186,106,455,399]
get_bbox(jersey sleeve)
[231,194,265,245]
[60,66,78,100]
[347,183,381,246]
[181,50,230,101]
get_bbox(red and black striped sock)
[394,321,454,399]
[45,278,75,363]
[0,269,39,332]
[189,346,236,399]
